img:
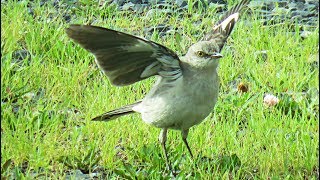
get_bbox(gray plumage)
[66,0,250,170]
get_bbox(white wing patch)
[213,12,239,31]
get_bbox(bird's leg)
[182,129,194,158]
[159,128,172,170]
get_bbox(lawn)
[1,0,318,179]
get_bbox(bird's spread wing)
[203,0,250,52]
[66,25,182,86]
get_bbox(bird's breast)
[134,74,219,130]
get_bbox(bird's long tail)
[92,101,141,121]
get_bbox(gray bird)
[66,0,250,170]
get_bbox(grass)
[1,0,319,179]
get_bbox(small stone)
[130,0,142,4]
[263,1,275,11]
[11,49,31,67]
[276,1,288,7]
[53,0,60,8]
[193,0,207,9]
[122,2,135,11]
[145,9,156,18]
[307,53,319,71]
[295,2,305,10]
[305,17,318,27]
[271,7,289,15]
[236,129,246,138]
[65,170,87,179]
[145,8,172,18]
[304,3,317,11]
[207,0,227,4]
[247,1,266,10]
[22,92,36,100]
[175,0,187,8]
[27,7,34,16]
[288,2,298,11]
[39,0,46,6]
[254,50,268,62]
[12,106,20,114]
[147,24,171,33]
[148,0,166,5]
[209,3,226,13]
[132,3,149,13]
[306,0,319,6]
[12,49,30,61]
[112,0,126,6]
[263,94,280,107]
[255,9,271,15]
[155,3,171,9]
[308,53,319,63]
[63,14,71,23]
[253,168,259,173]
[291,14,302,21]
[300,31,312,39]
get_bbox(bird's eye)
[196,51,206,57]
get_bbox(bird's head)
[182,41,223,69]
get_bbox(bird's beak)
[211,52,223,59]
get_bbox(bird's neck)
[180,61,218,80]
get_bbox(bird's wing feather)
[66,25,182,86]
[203,0,250,52]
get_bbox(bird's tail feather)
[202,0,250,46]
[92,101,141,121]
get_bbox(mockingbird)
[66,0,250,170]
